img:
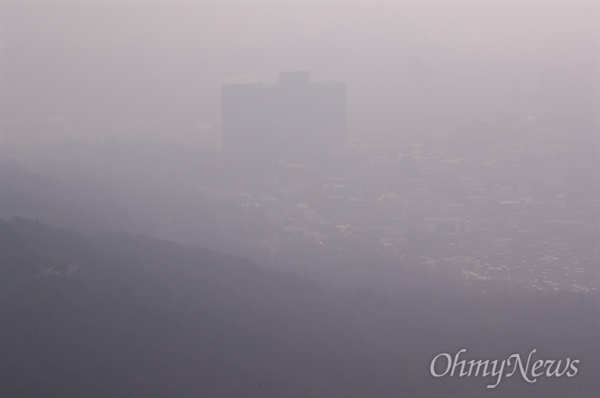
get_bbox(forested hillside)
[1,218,598,397]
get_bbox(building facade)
[222,71,346,151]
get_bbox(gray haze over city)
[1,1,599,397]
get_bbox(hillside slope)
[1,218,408,396]
[1,218,598,397]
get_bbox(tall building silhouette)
[222,71,346,151]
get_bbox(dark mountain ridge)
[1,217,598,397]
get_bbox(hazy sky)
[2,1,598,134]
[4,2,596,51]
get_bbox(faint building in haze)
[221,71,346,151]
